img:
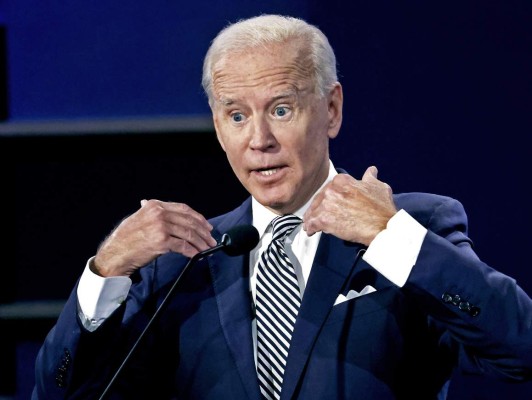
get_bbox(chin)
[256,196,288,212]
[253,187,297,212]
[268,199,300,214]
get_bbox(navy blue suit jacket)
[32,193,532,399]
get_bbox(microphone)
[99,224,259,399]
[198,224,260,257]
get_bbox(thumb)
[140,199,148,207]
[362,165,378,181]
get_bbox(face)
[211,42,343,214]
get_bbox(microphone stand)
[98,234,230,399]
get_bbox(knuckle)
[333,174,349,184]
[145,199,161,211]
[177,202,191,213]
[184,226,195,242]
[331,175,346,189]
[151,230,168,248]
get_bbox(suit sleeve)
[404,196,532,382]
[32,255,187,399]
[32,283,130,399]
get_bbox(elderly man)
[33,14,531,399]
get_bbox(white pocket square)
[334,285,377,305]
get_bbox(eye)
[231,112,244,123]
[274,106,290,118]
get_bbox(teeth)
[259,168,278,176]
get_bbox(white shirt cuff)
[362,209,427,287]
[77,257,132,331]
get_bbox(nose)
[249,116,277,151]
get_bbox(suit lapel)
[280,234,365,400]
[205,196,366,400]
[208,199,261,399]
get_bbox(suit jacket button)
[459,301,471,312]
[451,294,461,306]
[55,375,65,388]
[442,293,453,303]
[469,306,481,317]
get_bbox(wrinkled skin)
[93,41,397,277]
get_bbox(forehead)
[211,42,314,102]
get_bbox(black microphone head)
[221,225,260,256]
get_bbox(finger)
[170,237,206,258]
[303,200,325,236]
[162,203,217,248]
[140,199,148,207]
[303,188,326,233]
[302,217,318,236]
[167,221,217,251]
[146,200,217,249]
[361,165,378,182]
[161,202,214,231]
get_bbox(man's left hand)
[303,166,397,246]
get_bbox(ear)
[326,83,343,139]
[212,114,227,152]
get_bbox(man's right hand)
[91,199,217,277]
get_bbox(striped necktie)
[256,214,302,400]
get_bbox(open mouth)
[257,168,280,176]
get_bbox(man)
[33,14,531,399]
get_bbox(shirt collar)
[251,160,338,239]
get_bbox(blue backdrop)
[1,0,530,398]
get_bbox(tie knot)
[271,214,302,241]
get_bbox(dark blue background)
[1,0,530,398]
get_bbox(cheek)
[297,130,327,160]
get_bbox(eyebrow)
[217,90,299,108]
[217,97,234,107]
[271,91,298,102]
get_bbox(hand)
[92,199,217,277]
[303,166,397,246]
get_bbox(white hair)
[202,14,338,106]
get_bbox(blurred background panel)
[0,1,530,398]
